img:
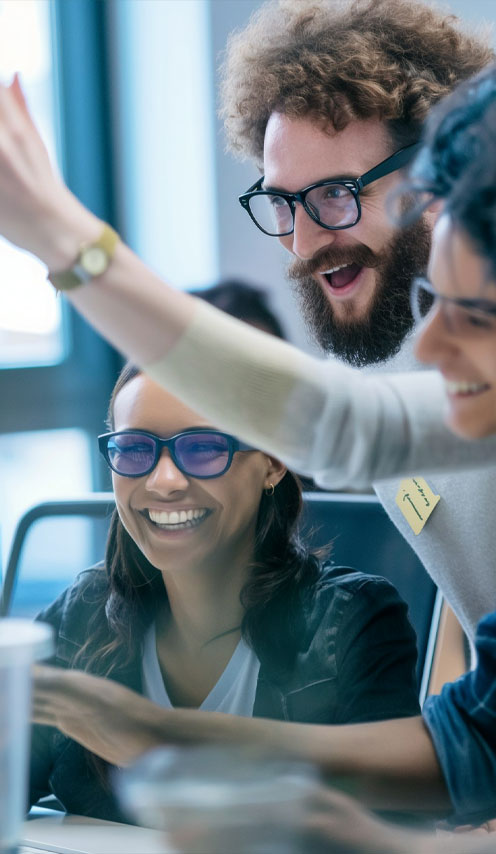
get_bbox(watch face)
[81,246,108,276]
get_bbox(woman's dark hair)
[405,63,496,280]
[76,363,321,680]
[189,279,286,340]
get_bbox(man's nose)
[289,203,338,260]
[145,449,190,492]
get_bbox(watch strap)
[50,223,120,291]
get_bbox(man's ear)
[264,456,287,489]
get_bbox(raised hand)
[0,76,101,270]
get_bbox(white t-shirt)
[142,623,261,716]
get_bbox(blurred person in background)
[193,279,319,490]
[190,279,286,339]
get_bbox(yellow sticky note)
[395,477,441,535]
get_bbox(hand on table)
[302,787,428,854]
[32,665,167,766]
[451,819,496,835]
[304,789,496,854]
[169,785,430,854]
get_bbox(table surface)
[20,808,170,854]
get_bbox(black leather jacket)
[30,563,419,821]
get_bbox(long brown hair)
[76,363,321,677]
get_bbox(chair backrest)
[0,494,115,618]
[299,492,438,692]
[1,491,438,697]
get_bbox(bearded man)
[220,0,494,644]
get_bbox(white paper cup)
[0,619,53,854]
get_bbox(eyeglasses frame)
[239,142,422,236]
[98,428,254,479]
[411,276,496,327]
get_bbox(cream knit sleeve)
[145,300,496,489]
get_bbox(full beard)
[288,220,432,367]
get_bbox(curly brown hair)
[220,0,494,165]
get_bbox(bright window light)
[0,0,63,366]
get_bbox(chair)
[299,492,438,695]
[1,491,439,699]
[419,593,469,705]
[0,493,115,618]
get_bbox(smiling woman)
[414,221,496,438]
[29,362,420,822]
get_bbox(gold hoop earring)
[264,483,275,496]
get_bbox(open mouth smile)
[319,263,364,294]
[142,508,211,531]
[444,380,491,398]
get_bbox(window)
[0,0,64,367]
[111,0,218,288]
[0,428,92,578]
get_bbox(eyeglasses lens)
[305,184,358,228]
[106,431,233,478]
[411,280,496,337]
[107,433,156,476]
[249,185,358,235]
[411,280,435,324]
[249,194,293,236]
[175,433,230,477]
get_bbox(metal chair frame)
[0,493,115,617]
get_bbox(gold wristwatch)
[49,223,120,291]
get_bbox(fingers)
[9,73,45,137]
[32,666,70,726]
[32,707,59,727]
[0,77,52,174]
[10,73,27,110]
[33,664,93,691]
[32,665,143,712]
[0,79,28,141]
[32,664,67,691]
[32,666,91,719]
[307,785,365,815]
[453,822,496,836]
[1,74,37,131]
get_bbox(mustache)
[287,244,381,280]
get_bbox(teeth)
[445,380,488,395]
[148,508,207,525]
[320,264,349,275]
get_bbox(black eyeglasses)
[411,277,496,336]
[98,429,254,479]
[239,143,421,237]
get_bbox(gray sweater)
[369,334,496,641]
[147,300,496,641]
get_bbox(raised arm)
[1,78,496,487]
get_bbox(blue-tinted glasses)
[98,429,254,479]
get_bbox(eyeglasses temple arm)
[358,143,423,190]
